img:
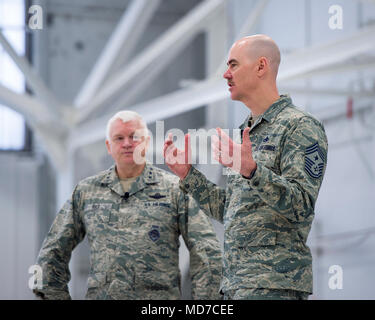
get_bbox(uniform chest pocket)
[138,201,175,225]
[254,144,280,174]
[84,203,112,232]
[231,212,277,248]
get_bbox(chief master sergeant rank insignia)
[305,142,325,179]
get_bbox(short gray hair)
[106,110,149,140]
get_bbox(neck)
[243,83,280,116]
[116,162,145,179]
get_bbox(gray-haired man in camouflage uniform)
[33,111,222,300]
[164,35,328,300]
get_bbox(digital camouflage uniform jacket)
[34,164,222,300]
[180,95,328,295]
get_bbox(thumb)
[184,133,192,164]
[242,127,251,146]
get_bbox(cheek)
[111,146,122,157]
[240,72,255,88]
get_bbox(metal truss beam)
[278,25,375,82]
[69,79,227,149]
[314,98,374,122]
[0,83,66,169]
[280,87,375,98]
[74,0,162,108]
[0,83,49,124]
[76,0,226,123]
[281,60,375,81]
[71,21,375,148]
[0,31,63,119]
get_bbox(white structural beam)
[95,0,269,117]
[0,83,71,136]
[280,87,375,98]
[313,98,374,122]
[77,0,226,123]
[70,24,375,148]
[278,24,375,82]
[70,79,227,149]
[281,60,375,81]
[0,31,63,119]
[0,83,66,169]
[36,126,67,171]
[0,83,49,124]
[74,0,162,108]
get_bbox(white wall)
[310,109,375,299]
[0,154,42,299]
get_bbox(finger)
[184,133,191,164]
[164,142,176,161]
[211,135,222,163]
[212,147,221,163]
[242,127,252,147]
[216,127,232,148]
[163,141,173,158]
[212,145,220,161]
[163,133,175,157]
[211,134,220,151]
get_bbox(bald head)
[233,34,281,77]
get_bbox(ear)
[105,140,111,155]
[257,57,268,76]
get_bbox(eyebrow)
[227,59,238,66]
[112,131,140,138]
[112,134,123,139]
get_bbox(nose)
[122,137,133,148]
[223,68,231,80]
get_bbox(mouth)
[228,83,234,91]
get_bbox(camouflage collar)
[239,94,292,130]
[102,163,159,196]
[261,94,292,123]
[141,162,159,185]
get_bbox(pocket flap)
[246,229,276,247]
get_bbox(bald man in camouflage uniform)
[33,111,222,300]
[164,35,328,300]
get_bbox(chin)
[230,93,240,101]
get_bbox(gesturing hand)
[163,133,192,180]
[211,127,257,177]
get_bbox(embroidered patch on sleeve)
[305,142,325,179]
